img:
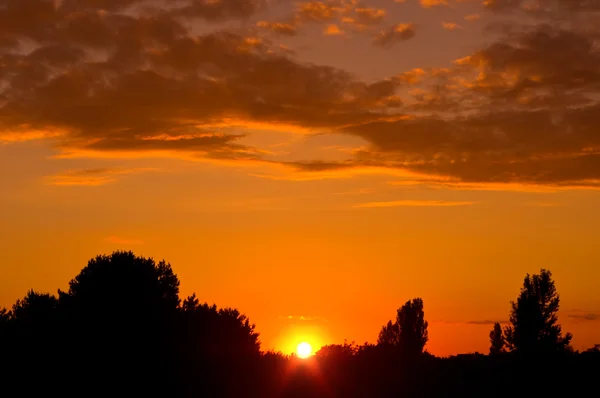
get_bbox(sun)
[296,342,312,358]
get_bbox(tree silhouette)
[489,322,505,355]
[59,251,182,395]
[503,269,572,354]
[178,293,261,396]
[10,290,58,325]
[378,298,429,358]
[2,251,600,398]
[316,340,359,362]
[1,290,61,393]
[378,320,401,346]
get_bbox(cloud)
[295,14,600,188]
[3,0,600,191]
[105,236,144,245]
[464,13,481,21]
[353,200,474,208]
[279,315,328,323]
[256,20,298,36]
[466,320,508,325]
[420,0,449,8]
[291,1,387,34]
[45,167,158,186]
[373,23,417,47]
[324,24,345,36]
[442,22,463,31]
[433,319,509,325]
[353,7,387,26]
[388,180,600,193]
[0,0,404,163]
[169,0,268,21]
[567,312,599,322]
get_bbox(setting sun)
[297,342,312,358]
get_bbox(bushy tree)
[378,298,429,358]
[179,293,261,395]
[63,251,180,315]
[504,269,572,354]
[316,340,359,362]
[489,322,505,355]
[378,320,401,346]
[59,251,182,395]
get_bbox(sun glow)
[296,342,312,358]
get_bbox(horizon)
[1,0,600,358]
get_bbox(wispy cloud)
[433,319,509,325]
[45,168,158,186]
[567,311,599,322]
[279,315,328,323]
[354,200,474,208]
[388,180,600,193]
[442,22,463,31]
[466,320,509,326]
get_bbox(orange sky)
[1,0,600,356]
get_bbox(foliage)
[1,255,598,397]
[489,322,506,355]
[503,269,572,354]
[378,298,429,358]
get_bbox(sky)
[1,0,600,356]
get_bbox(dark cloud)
[433,319,509,325]
[0,0,400,158]
[373,23,417,47]
[2,0,600,189]
[295,0,341,22]
[567,312,599,322]
[466,320,508,325]
[170,0,268,21]
[287,5,600,188]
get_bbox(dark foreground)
[1,251,598,397]
[1,348,600,397]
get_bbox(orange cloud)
[464,13,481,21]
[420,0,448,8]
[354,200,474,208]
[373,23,417,47]
[45,168,158,186]
[324,24,344,35]
[256,20,298,36]
[2,0,600,190]
[442,22,463,31]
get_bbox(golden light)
[296,342,312,358]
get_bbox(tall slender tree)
[489,322,505,355]
[377,298,428,358]
[503,269,572,354]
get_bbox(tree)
[178,294,261,396]
[503,269,572,354]
[489,322,505,355]
[378,320,401,346]
[64,251,181,316]
[10,290,58,323]
[1,291,61,393]
[316,340,359,362]
[377,298,429,358]
[59,251,182,396]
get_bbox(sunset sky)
[1,0,600,356]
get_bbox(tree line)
[0,251,598,397]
